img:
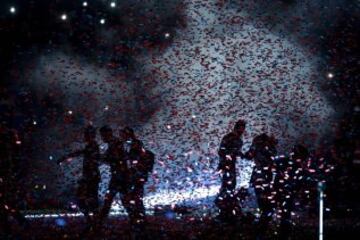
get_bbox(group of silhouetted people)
[1,119,325,239]
[58,125,154,239]
[216,119,314,239]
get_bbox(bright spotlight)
[10,7,16,14]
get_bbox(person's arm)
[243,145,255,160]
[57,149,84,165]
[218,137,228,171]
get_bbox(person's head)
[120,126,135,141]
[291,144,309,166]
[253,133,269,147]
[99,125,113,143]
[233,119,246,136]
[84,125,96,142]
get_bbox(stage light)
[68,110,73,115]
[110,2,116,8]
[61,14,67,21]
[10,7,16,14]
[165,32,171,38]
[55,218,67,227]
[33,120,37,125]
[83,2,88,7]
[100,18,106,24]
[327,72,334,79]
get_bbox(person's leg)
[122,188,146,240]
[279,196,294,240]
[217,172,237,221]
[133,187,145,226]
[86,179,100,221]
[256,189,273,239]
[96,177,117,226]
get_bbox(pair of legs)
[255,187,274,239]
[277,195,295,240]
[127,186,146,240]
[255,188,296,240]
[97,177,146,240]
[97,175,129,224]
[216,172,238,221]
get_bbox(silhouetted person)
[245,133,277,239]
[274,144,309,240]
[57,125,100,226]
[216,119,246,220]
[0,125,27,238]
[96,126,131,227]
[120,127,155,239]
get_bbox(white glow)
[10,7,16,13]
[33,120,37,125]
[327,72,334,79]
[319,183,324,240]
[23,183,254,219]
[110,2,116,8]
[67,110,73,115]
[100,19,106,24]
[61,14,67,21]
[165,32,170,38]
[83,2,88,7]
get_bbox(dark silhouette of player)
[245,133,277,238]
[57,125,100,226]
[273,144,309,240]
[120,127,155,239]
[0,125,27,237]
[96,125,131,226]
[216,119,246,220]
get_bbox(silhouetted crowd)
[216,120,323,240]
[57,125,155,239]
[0,119,358,239]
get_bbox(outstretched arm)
[57,150,84,165]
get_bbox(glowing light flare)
[10,7,16,14]
[61,14,67,21]
[327,72,334,79]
